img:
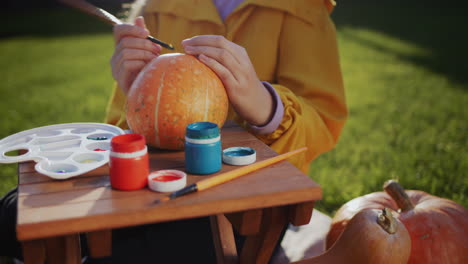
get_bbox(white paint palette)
[0,123,125,179]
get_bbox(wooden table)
[16,122,322,264]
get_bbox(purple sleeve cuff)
[248,81,284,135]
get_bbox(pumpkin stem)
[383,180,414,212]
[377,208,398,234]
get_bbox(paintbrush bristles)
[58,0,122,25]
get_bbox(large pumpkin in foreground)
[294,208,411,264]
[327,180,468,264]
[126,53,229,150]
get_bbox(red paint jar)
[109,134,149,190]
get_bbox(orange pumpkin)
[293,208,411,264]
[327,180,468,264]
[126,53,229,150]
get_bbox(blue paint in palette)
[87,136,108,141]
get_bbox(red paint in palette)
[94,148,107,151]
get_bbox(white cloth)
[271,210,332,263]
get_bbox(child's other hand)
[110,16,162,95]
[182,35,274,126]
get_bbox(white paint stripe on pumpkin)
[154,72,166,147]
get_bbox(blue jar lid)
[186,122,220,139]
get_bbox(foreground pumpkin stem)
[383,180,414,212]
[377,208,398,234]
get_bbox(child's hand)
[182,35,274,126]
[110,16,162,95]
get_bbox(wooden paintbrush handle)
[197,147,308,191]
[57,0,123,25]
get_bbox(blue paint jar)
[185,122,222,175]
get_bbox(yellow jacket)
[105,0,347,173]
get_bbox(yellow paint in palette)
[79,159,98,164]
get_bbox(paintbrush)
[155,147,308,204]
[57,0,174,50]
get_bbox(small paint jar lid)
[222,147,256,166]
[186,122,220,139]
[148,170,187,193]
[111,134,146,153]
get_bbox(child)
[104,0,347,262]
[107,0,347,174]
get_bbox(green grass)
[0,3,467,217]
[312,1,468,214]
[0,8,115,195]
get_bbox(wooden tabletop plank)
[18,162,320,221]
[18,174,110,197]
[17,171,320,240]
[17,191,320,241]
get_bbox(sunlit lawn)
[0,2,467,218]
[312,1,467,213]
[0,8,114,197]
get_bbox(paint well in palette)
[79,159,99,163]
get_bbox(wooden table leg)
[289,201,315,226]
[210,214,238,264]
[225,209,263,236]
[44,234,81,264]
[86,230,112,258]
[240,206,288,264]
[22,240,46,264]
